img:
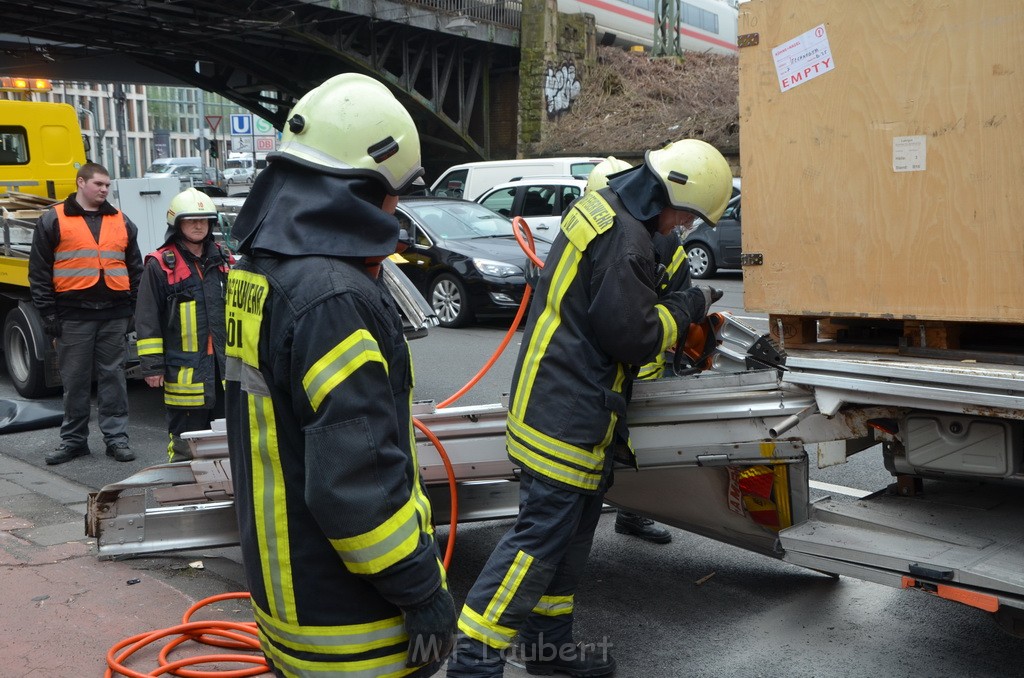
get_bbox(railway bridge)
[0,0,580,173]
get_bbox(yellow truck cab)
[0,77,86,200]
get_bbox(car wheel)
[685,243,717,279]
[430,273,473,328]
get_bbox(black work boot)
[522,641,616,677]
[45,443,90,465]
[105,441,136,462]
[614,511,672,544]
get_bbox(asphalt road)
[0,270,1022,677]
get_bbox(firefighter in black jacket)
[135,188,230,462]
[223,73,455,677]
[448,139,734,678]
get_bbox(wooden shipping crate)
[738,0,1024,324]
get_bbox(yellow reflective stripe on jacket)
[253,604,408,656]
[560,191,615,252]
[638,354,666,381]
[137,337,164,356]
[179,300,198,352]
[260,640,419,677]
[302,329,387,412]
[329,495,420,575]
[507,414,603,472]
[164,368,204,406]
[508,434,603,492]
[532,595,574,617]
[662,244,688,291]
[510,245,582,421]
[225,269,270,368]
[249,392,297,623]
[655,303,678,354]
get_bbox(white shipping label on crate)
[892,135,927,172]
[772,24,835,93]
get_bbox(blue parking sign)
[230,114,252,135]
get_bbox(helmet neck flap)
[232,162,400,258]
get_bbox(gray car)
[683,194,741,279]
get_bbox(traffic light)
[210,141,219,160]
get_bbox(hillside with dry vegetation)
[537,46,739,157]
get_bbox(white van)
[143,156,201,179]
[429,157,604,201]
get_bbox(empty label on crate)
[773,24,835,93]
[892,135,927,172]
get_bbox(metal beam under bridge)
[0,0,522,164]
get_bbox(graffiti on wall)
[544,60,582,118]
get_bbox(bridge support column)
[517,0,596,157]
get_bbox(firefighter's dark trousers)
[166,374,223,462]
[447,472,605,677]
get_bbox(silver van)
[143,156,201,179]
[429,157,604,202]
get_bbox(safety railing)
[406,0,523,30]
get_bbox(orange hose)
[413,416,459,570]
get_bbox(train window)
[681,2,720,34]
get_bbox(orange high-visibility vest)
[53,204,130,292]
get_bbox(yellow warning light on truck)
[0,77,53,93]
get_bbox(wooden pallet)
[769,314,1024,356]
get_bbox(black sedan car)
[683,194,741,279]
[394,197,551,328]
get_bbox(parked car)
[683,194,741,279]
[223,166,253,185]
[394,197,552,328]
[475,176,587,232]
[188,166,224,188]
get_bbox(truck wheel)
[3,308,57,398]
[686,243,717,279]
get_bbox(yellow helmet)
[271,73,424,195]
[585,156,632,194]
[644,139,732,224]
[166,187,217,229]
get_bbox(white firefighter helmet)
[270,73,424,195]
[644,139,733,225]
[585,156,632,194]
[166,187,218,229]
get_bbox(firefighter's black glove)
[402,585,456,668]
[42,314,61,338]
[524,259,542,289]
[697,285,724,313]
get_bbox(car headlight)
[472,258,522,278]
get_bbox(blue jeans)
[56,317,130,448]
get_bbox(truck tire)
[3,307,58,398]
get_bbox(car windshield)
[145,162,172,174]
[403,202,513,240]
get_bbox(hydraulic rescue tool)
[85,315,1024,636]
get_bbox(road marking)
[808,479,873,499]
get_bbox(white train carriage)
[558,0,738,55]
